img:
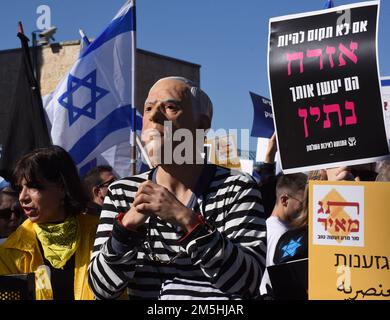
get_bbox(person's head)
[13,145,88,224]
[253,162,276,186]
[376,160,390,182]
[288,183,309,229]
[274,173,308,224]
[0,187,24,238]
[0,176,11,191]
[82,165,117,206]
[142,76,213,165]
[307,169,328,181]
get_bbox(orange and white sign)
[312,184,364,247]
[309,181,390,300]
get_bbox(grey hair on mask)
[150,76,213,128]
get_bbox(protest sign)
[268,1,389,173]
[309,180,390,300]
[205,134,241,170]
[250,92,274,138]
[381,77,390,145]
[256,138,269,162]
[240,159,254,175]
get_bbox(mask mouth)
[144,140,163,164]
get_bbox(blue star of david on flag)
[58,70,109,126]
[281,236,303,258]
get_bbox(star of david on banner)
[281,236,303,258]
[58,70,109,126]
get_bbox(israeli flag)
[44,0,142,178]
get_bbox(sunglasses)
[0,208,22,220]
[96,178,117,189]
[286,194,304,206]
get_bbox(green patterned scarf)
[34,215,80,269]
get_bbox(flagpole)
[131,0,137,175]
[78,28,151,173]
[81,22,152,171]
[79,29,90,45]
[136,134,153,169]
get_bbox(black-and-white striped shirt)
[88,165,267,299]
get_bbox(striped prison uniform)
[88,165,267,299]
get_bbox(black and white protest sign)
[268,1,389,173]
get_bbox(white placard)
[256,138,269,162]
[381,76,390,144]
[240,159,254,175]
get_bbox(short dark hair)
[82,165,113,200]
[275,173,308,199]
[13,145,88,215]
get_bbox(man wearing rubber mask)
[89,76,267,300]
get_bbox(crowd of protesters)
[0,76,389,300]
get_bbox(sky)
[1,0,389,153]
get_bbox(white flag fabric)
[44,0,142,178]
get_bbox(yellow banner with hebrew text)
[309,180,390,300]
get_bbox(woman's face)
[18,178,66,224]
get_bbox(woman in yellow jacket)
[0,146,99,300]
